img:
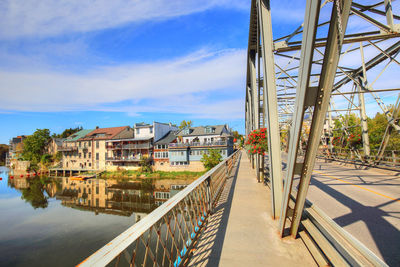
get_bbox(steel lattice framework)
[245,0,399,254]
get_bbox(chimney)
[96,126,99,129]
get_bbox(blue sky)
[0,1,398,144]
[0,0,306,143]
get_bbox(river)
[0,166,193,266]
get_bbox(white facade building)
[134,122,178,142]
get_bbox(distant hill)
[0,144,9,166]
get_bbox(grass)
[100,170,206,180]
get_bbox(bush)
[139,156,153,173]
[41,154,52,164]
[201,149,222,170]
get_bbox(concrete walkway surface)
[188,151,316,266]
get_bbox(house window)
[96,187,99,194]
[96,153,99,160]
[89,141,91,147]
[79,142,81,148]
[79,153,82,158]
[150,127,153,134]
[84,153,87,159]
[180,151,184,156]
[88,152,91,159]
[136,128,140,134]
[96,141,99,149]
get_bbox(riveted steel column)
[359,42,370,157]
[290,0,353,237]
[257,0,283,218]
[384,0,395,30]
[250,51,260,175]
[278,0,321,235]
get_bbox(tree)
[179,120,193,129]
[21,177,50,209]
[22,129,51,163]
[139,156,153,173]
[52,126,82,138]
[201,149,222,170]
[0,144,9,166]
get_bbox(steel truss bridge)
[78,1,399,266]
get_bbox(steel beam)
[257,0,283,218]
[279,0,321,235]
[359,42,371,157]
[290,0,353,238]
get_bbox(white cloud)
[0,0,248,39]
[0,49,246,119]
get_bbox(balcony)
[169,141,227,148]
[107,143,152,150]
[58,146,78,152]
[106,156,143,162]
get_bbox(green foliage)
[54,151,62,162]
[201,149,222,170]
[52,126,82,138]
[27,161,39,173]
[0,144,9,166]
[330,109,400,152]
[179,120,193,129]
[41,153,52,164]
[22,129,51,163]
[21,177,50,209]
[100,170,205,179]
[139,156,153,173]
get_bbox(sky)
[0,1,398,144]
[0,0,306,143]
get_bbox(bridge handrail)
[78,150,240,267]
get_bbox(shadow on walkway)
[188,153,241,267]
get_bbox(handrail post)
[206,176,212,213]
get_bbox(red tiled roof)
[79,126,129,140]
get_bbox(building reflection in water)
[8,175,195,222]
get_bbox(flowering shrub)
[348,133,362,147]
[332,136,344,147]
[245,128,268,155]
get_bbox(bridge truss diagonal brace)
[278,0,321,237]
[257,0,283,218]
[280,0,352,237]
[289,0,353,238]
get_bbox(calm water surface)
[0,166,192,266]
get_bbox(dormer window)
[182,128,190,135]
[205,127,215,134]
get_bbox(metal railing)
[106,156,142,162]
[318,148,400,169]
[58,146,78,152]
[107,143,152,150]
[169,141,228,148]
[78,150,240,267]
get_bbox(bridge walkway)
[188,151,316,266]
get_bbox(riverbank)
[100,170,206,180]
